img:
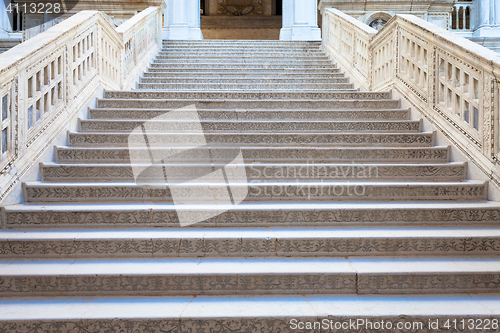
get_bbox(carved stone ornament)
[218,0,263,15]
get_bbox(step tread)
[41,161,465,167]
[1,257,500,275]
[1,226,499,240]
[0,294,500,321]
[6,201,498,211]
[25,180,484,186]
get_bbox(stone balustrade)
[322,8,377,91]
[0,7,161,204]
[322,7,500,191]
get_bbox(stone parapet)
[0,7,161,205]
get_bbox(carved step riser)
[146,68,341,73]
[136,83,355,90]
[0,272,497,296]
[4,206,497,228]
[24,183,486,203]
[143,72,346,78]
[56,147,449,164]
[1,315,499,333]
[152,59,333,64]
[102,91,392,101]
[88,109,410,121]
[160,46,323,51]
[40,164,466,182]
[96,99,400,110]
[149,63,338,69]
[78,120,421,133]
[139,77,350,84]
[156,53,327,58]
[0,235,492,259]
[159,46,323,51]
[68,132,434,148]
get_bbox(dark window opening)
[201,0,206,15]
[276,0,282,15]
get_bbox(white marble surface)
[1,294,500,320]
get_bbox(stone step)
[149,62,338,70]
[153,57,332,64]
[0,226,495,258]
[142,71,346,78]
[55,146,449,164]
[88,108,410,121]
[160,45,323,50]
[162,40,322,44]
[157,52,327,57]
[0,257,498,296]
[162,40,322,45]
[139,77,350,84]
[160,48,324,54]
[23,180,487,203]
[3,201,498,228]
[102,91,391,101]
[97,98,400,110]
[152,59,334,66]
[40,162,467,182]
[78,119,421,133]
[146,67,342,74]
[160,44,322,49]
[0,294,499,331]
[136,82,355,90]
[68,131,434,147]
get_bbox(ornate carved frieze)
[218,0,263,15]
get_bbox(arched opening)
[451,7,457,29]
[465,6,471,29]
[364,12,393,31]
[458,6,464,29]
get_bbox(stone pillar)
[474,0,500,37]
[163,0,203,40]
[280,0,321,41]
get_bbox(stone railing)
[0,7,161,204]
[322,8,377,91]
[322,8,500,190]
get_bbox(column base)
[163,25,204,40]
[280,26,321,41]
[473,26,500,37]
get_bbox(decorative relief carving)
[218,0,263,15]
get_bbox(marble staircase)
[1,40,500,331]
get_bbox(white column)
[280,0,321,41]
[474,0,500,37]
[163,0,203,40]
